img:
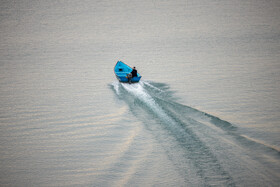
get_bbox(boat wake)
[110,81,280,186]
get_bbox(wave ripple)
[111,81,280,186]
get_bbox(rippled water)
[1,0,279,186]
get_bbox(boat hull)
[114,61,142,83]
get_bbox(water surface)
[0,0,279,186]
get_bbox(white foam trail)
[143,81,164,92]
[112,81,120,95]
[121,83,177,128]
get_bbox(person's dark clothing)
[131,69,137,77]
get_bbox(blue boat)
[114,61,142,83]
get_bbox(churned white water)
[0,0,279,186]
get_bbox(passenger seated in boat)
[131,67,137,77]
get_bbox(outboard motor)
[127,73,132,84]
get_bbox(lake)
[0,0,279,186]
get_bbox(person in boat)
[131,67,137,77]
[126,67,137,83]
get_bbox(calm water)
[0,0,279,186]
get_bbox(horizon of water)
[0,0,279,186]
